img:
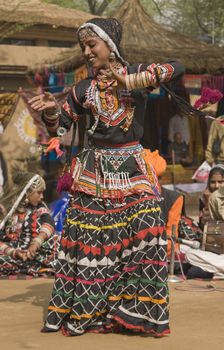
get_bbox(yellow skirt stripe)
[70,309,107,320]
[108,294,166,304]
[48,306,71,313]
[67,207,161,230]
[48,293,166,316]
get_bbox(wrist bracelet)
[125,71,153,90]
[5,247,15,258]
[43,109,60,121]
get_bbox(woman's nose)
[84,46,91,57]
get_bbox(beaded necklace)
[96,63,125,125]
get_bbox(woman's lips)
[88,57,95,65]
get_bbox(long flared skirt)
[44,192,170,336]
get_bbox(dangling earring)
[25,197,29,205]
[109,52,116,62]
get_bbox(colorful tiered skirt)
[44,193,169,336]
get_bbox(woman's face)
[27,190,44,206]
[209,173,224,192]
[81,35,111,70]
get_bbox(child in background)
[0,172,59,276]
[199,165,224,230]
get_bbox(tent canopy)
[0,0,94,29]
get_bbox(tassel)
[56,172,73,193]
[42,137,64,158]
[194,87,223,109]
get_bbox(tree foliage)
[42,0,224,44]
[143,0,224,44]
[42,0,122,15]
[1,0,224,44]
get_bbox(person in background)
[205,97,224,166]
[168,105,190,146]
[199,165,224,230]
[167,131,192,166]
[0,172,58,276]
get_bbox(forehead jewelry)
[78,28,98,48]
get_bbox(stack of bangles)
[4,246,17,259]
[43,110,59,131]
[2,246,24,259]
[31,236,44,249]
[125,71,156,90]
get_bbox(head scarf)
[0,172,46,230]
[211,163,224,172]
[77,17,126,65]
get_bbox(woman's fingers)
[30,101,44,110]
[16,250,27,261]
[28,94,45,104]
[27,251,35,260]
[28,92,57,111]
[98,65,126,88]
[109,64,125,84]
[21,253,27,262]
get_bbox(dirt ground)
[1,278,224,350]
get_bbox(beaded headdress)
[0,173,46,230]
[27,175,46,193]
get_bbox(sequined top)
[57,61,184,145]
[44,61,185,200]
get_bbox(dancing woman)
[29,17,185,336]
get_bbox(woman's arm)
[0,241,27,261]
[42,86,86,136]
[109,60,185,90]
[28,84,86,137]
[125,61,185,90]
[27,209,55,259]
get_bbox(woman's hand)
[98,63,126,89]
[28,92,58,112]
[14,249,27,262]
[27,243,39,260]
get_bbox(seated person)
[199,165,224,230]
[0,172,59,277]
[205,114,224,165]
[144,149,220,280]
[179,165,224,279]
[167,132,192,166]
